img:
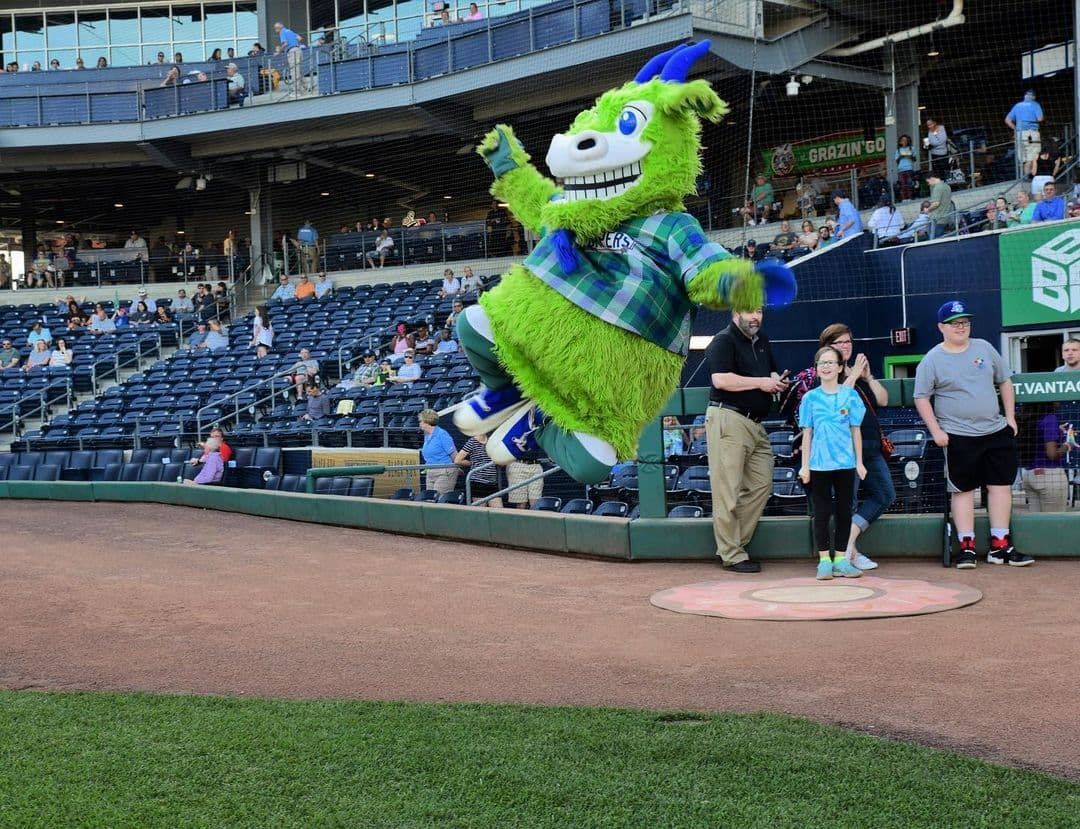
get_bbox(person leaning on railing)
[418,409,459,495]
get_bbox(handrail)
[194,365,295,439]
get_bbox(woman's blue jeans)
[852,450,896,531]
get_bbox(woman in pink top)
[465,3,483,20]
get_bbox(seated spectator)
[1011,189,1036,225]
[796,220,819,252]
[87,305,116,335]
[465,2,483,20]
[366,230,394,268]
[226,62,245,104]
[129,301,154,325]
[0,338,20,369]
[662,415,685,458]
[460,266,483,294]
[213,282,230,320]
[412,323,435,355]
[455,433,501,507]
[435,328,458,354]
[256,343,271,359]
[24,340,51,372]
[154,305,174,324]
[445,299,465,336]
[64,299,85,323]
[340,351,380,388]
[204,319,229,350]
[747,173,775,225]
[186,437,224,485]
[160,66,181,87]
[896,201,933,242]
[188,320,210,350]
[96,56,107,69]
[391,350,422,383]
[133,287,156,312]
[208,427,234,463]
[739,239,764,261]
[1032,182,1065,222]
[1069,200,1080,220]
[439,268,461,297]
[270,274,295,302]
[294,273,316,300]
[65,317,83,333]
[770,220,799,259]
[375,359,395,384]
[289,348,320,399]
[112,305,131,329]
[48,338,73,367]
[314,272,333,299]
[868,195,903,244]
[27,321,52,348]
[817,226,835,248]
[300,383,331,421]
[389,323,414,362]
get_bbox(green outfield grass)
[0,691,1076,828]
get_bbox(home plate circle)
[650,575,982,621]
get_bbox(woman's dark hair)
[899,134,911,146]
[255,305,270,328]
[137,301,148,313]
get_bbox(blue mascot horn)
[633,40,712,84]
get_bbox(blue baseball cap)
[938,300,973,324]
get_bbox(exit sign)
[891,327,914,346]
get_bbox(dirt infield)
[2,501,1078,779]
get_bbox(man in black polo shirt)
[705,307,789,572]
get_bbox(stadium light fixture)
[443,195,452,199]
[113,203,123,208]
[55,219,64,224]
[365,173,375,178]
[926,34,940,57]
[320,192,330,196]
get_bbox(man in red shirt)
[209,427,233,463]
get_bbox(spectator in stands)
[986,196,1011,230]
[923,117,950,177]
[0,253,10,289]
[274,21,307,93]
[445,299,465,336]
[160,66,181,87]
[294,273,316,301]
[88,306,115,335]
[925,173,953,239]
[366,229,394,268]
[300,383,331,421]
[375,359,395,384]
[297,220,319,275]
[314,272,333,299]
[738,239,764,261]
[173,288,194,315]
[1005,90,1044,179]
[1057,338,1080,372]
[49,59,60,70]
[832,190,863,240]
[27,321,52,348]
[226,63,245,104]
[0,338,20,368]
[662,415,685,458]
[96,57,108,69]
[74,57,85,69]
[223,229,238,259]
[341,351,380,388]
[271,274,295,303]
[796,344,867,581]
[389,323,414,361]
[192,283,214,316]
[209,48,223,62]
[896,200,933,243]
[369,217,381,232]
[24,340,51,372]
[506,458,543,509]
[1018,403,1069,513]
[440,268,461,297]
[705,307,787,573]
[289,348,320,399]
[770,220,798,260]
[227,48,236,60]
[48,338,73,367]
[133,287,156,313]
[456,433,501,506]
[795,220,819,252]
[112,306,130,330]
[435,328,458,353]
[1031,147,1061,196]
[248,43,265,57]
[461,266,483,294]
[392,350,422,384]
[31,61,41,71]
[418,409,459,495]
[64,299,84,322]
[204,319,229,351]
[65,317,83,333]
[914,300,1032,569]
[125,230,148,252]
[154,305,173,325]
[895,134,917,201]
[186,437,224,485]
[188,320,209,350]
[465,2,483,20]
[155,52,166,64]
[1032,181,1065,222]
[28,245,52,288]
[868,195,903,244]
[129,301,153,325]
[748,174,774,225]
[412,323,435,355]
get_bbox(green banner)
[1000,221,1080,326]
[1011,371,1080,402]
[760,129,885,177]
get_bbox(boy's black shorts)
[944,426,1018,493]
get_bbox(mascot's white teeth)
[559,162,642,202]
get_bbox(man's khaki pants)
[706,406,774,564]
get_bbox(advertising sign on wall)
[760,129,886,177]
[999,223,1080,327]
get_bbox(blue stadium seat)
[120,464,142,481]
[438,490,465,505]
[594,500,629,518]
[7,464,33,480]
[531,496,562,512]
[561,498,593,515]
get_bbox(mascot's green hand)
[477,124,530,178]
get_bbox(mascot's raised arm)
[448,40,797,484]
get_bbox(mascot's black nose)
[575,136,597,151]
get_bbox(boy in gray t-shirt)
[913,300,1032,570]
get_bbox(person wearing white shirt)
[132,288,156,313]
[460,266,483,294]
[366,230,394,268]
[124,231,148,251]
[897,201,933,242]
[439,268,461,297]
[868,196,904,243]
[314,273,333,299]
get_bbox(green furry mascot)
[451,41,797,484]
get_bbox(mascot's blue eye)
[618,110,638,136]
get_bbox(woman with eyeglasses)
[797,344,867,580]
[781,323,894,571]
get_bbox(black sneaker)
[955,551,977,570]
[988,541,1034,567]
[722,560,761,574]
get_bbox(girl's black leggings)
[809,468,855,552]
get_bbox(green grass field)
[0,691,1076,828]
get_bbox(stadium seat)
[768,467,807,516]
[676,465,711,494]
[62,450,95,481]
[531,496,562,512]
[667,504,704,519]
[389,487,414,500]
[7,464,33,480]
[594,501,629,518]
[119,464,142,482]
[437,490,465,505]
[139,464,163,482]
[349,477,375,497]
[279,474,304,492]
[560,498,593,515]
[101,463,123,481]
[414,489,440,502]
[31,463,60,481]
